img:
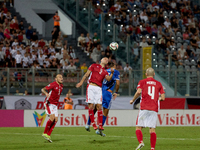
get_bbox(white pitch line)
[0,133,199,141]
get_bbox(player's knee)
[149,128,156,133]
[55,117,58,122]
[136,126,142,130]
[96,104,102,110]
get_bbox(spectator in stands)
[55,38,63,51]
[91,44,102,62]
[139,37,148,48]
[186,45,197,60]
[26,26,33,41]
[67,62,77,77]
[74,58,80,69]
[23,89,29,96]
[172,51,179,66]
[85,33,91,44]
[178,45,187,60]
[118,26,127,43]
[22,53,29,68]
[81,62,87,73]
[94,5,102,17]
[4,26,11,39]
[15,51,23,68]
[31,31,38,41]
[93,32,100,44]
[105,46,112,58]
[60,55,69,67]
[38,38,45,48]
[164,18,171,28]
[53,11,60,32]
[51,27,59,40]
[132,42,139,63]
[124,63,132,77]
[55,49,63,61]
[190,35,199,48]
[77,33,85,49]
[151,24,158,37]
[121,12,127,25]
[114,1,121,12]
[19,20,24,31]
[68,45,76,59]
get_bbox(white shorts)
[44,103,58,117]
[136,110,157,128]
[86,85,102,104]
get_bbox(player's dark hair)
[108,62,115,68]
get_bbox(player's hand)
[45,93,50,98]
[130,100,134,104]
[113,93,118,100]
[76,82,82,88]
[111,68,114,73]
[159,97,164,101]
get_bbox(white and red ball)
[109,42,119,51]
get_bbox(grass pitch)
[0,127,199,150]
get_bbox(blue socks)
[87,117,91,125]
[102,115,107,126]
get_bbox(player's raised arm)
[76,70,91,88]
[113,75,120,100]
[105,68,114,81]
[130,88,142,104]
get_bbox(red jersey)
[137,77,165,112]
[44,81,63,105]
[88,64,108,87]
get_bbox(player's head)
[146,67,155,77]
[101,57,109,65]
[108,62,116,69]
[55,74,63,84]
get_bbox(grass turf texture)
[0,127,199,150]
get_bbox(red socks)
[97,110,103,128]
[150,132,157,149]
[47,121,57,136]
[89,109,95,123]
[44,119,53,134]
[135,130,143,144]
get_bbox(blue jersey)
[102,69,120,91]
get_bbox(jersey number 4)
[148,86,155,99]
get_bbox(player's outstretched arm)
[113,80,120,100]
[159,93,165,101]
[105,68,114,81]
[130,88,142,104]
[41,87,49,98]
[76,70,91,88]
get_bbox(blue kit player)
[85,62,120,136]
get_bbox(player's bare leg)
[88,103,97,130]
[149,128,156,150]
[135,126,144,150]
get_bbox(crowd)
[89,0,200,68]
[0,3,92,83]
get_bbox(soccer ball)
[109,42,119,51]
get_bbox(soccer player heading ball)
[42,74,63,143]
[130,67,165,150]
[76,57,114,135]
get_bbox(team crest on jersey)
[56,87,58,89]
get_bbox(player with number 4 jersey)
[130,68,165,150]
